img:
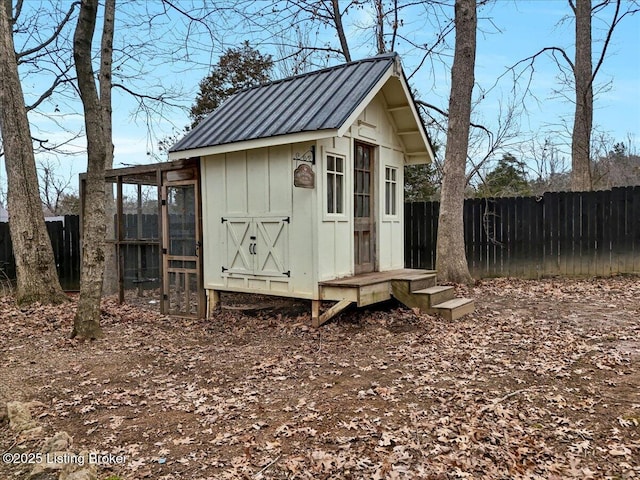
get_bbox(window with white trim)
[385,166,398,216]
[326,154,345,214]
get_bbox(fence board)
[66,215,81,289]
[405,186,640,278]
[633,186,640,273]
[564,192,576,275]
[466,198,478,273]
[600,190,611,276]
[521,197,534,277]
[0,216,81,289]
[0,222,14,279]
[612,188,624,273]
[404,202,412,269]
[491,198,503,276]
[565,192,583,275]
[544,192,558,276]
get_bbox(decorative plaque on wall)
[294,164,315,189]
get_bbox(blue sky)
[475,2,640,144]
[9,0,640,192]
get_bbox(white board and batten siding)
[201,89,409,301]
[170,54,434,311]
[200,142,316,299]
[360,92,406,272]
[315,91,407,283]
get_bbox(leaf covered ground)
[1,277,639,479]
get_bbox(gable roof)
[169,53,433,163]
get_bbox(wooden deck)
[314,268,474,327]
[319,269,437,287]
[319,269,437,309]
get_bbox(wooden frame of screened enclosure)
[80,158,205,317]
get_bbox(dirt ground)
[1,276,639,480]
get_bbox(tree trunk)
[331,0,351,62]
[571,0,593,192]
[0,1,67,306]
[72,0,108,339]
[435,0,475,285]
[374,0,385,54]
[101,0,118,296]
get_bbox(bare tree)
[435,0,475,284]
[225,1,436,73]
[71,0,112,339]
[38,158,75,215]
[332,0,352,61]
[524,137,571,195]
[570,0,594,191]
[507,0,639,192]
[101,0,118,296]
[0,1,68,305]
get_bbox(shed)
[168,53,473,325]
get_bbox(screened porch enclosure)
[164,182,200,316]
[82,158,204,317]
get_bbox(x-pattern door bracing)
[223,217,289,277]
[224,218,253,275]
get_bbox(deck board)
[319,269,436,287]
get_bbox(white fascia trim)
[396,76,435,163]
[404,154,431,165]
[336,67,394,138]
[336,65,434,164]
[168,130,338,160]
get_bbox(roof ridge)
[169,52,415,154]
[236,52,398,96]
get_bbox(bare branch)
[591,0,640,84]
[112,82,186,108]
[13,0,24,23]
[16,2,79,60]
[331,0,351,61]
[416,99,493,142]
[390,0,399,52]
[25,67,74,112]
[406,21,455,81]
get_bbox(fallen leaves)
[0,277,639,479]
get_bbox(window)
[326,154,345,214]
[385,166,398,216]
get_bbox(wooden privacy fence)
[405,186,640,278]
[118,213,161,291]
[0,213,188,293]
[0,215,80,290]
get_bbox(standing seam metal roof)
[170,53,398,153]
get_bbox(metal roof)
[170,53,400,154]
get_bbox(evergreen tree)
[190,41,273,127]
[404,164,439,202]
[478,153,531,197]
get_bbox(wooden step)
[391,281,454,311]
[413,285,455,306]
[387,271,437,292]
[432,298,475,321]
[406,274,437,292]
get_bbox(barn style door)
[354,142,376,274]
[161,180,203,317]
[222,217,290,277]
[223,218,254,275]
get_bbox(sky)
[5,0,640,195]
